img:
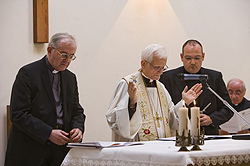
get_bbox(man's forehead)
[184,54,203,57]
[228,84,243,90]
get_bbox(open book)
[220,108,250,133]
[67,142,144,148]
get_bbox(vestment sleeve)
[106,79,140,140]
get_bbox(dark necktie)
[52,72,63,125]
[52,73,60,101]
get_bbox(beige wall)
[0,0,250,164]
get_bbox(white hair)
[141,44,167,62]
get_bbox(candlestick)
[179,101,188,137]
[191,101,200,138]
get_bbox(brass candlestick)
[175,130,191,152]
[191,127,205,151]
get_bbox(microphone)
[177,73,209,81]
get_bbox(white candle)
[179,102,188,137]
[191,102,200,138]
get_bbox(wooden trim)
[33,0,49,43]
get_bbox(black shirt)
[233,98,250,112]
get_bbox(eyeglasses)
[184,56,202,61]
[145,60,169,72]
[52,47,76,60]
[228,90,243,96]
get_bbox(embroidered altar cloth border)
[61,139,250,166]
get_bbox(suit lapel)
[40,60,56,109]
[199,68,208,108]
[60,71,68,124]
[60,72,67,104]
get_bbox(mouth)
[60,63,68,66]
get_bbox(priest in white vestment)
[106,44,203,142]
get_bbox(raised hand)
[182,83,203,105]
[128,81,137,108]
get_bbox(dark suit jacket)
[159,66,233,135]
[5,56,85,165]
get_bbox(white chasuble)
[106,71,180,142]
[123,72,171,141]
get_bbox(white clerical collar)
[52,70,59,74]
[141,72,154,83]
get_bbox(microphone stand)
[200,78,250,128]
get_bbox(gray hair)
[227,78,246,91]
[48,32,77,49]
[141,44,167,62]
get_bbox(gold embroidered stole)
[123,71,171,141]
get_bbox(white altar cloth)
[61,139,250,166]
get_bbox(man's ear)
[47,46,53,56]
[141,60,146,69]
[202,53,205,61]
[242,90,246,97]
[180,53,184,62]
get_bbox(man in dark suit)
[5,33,86,166]
[160,39,232,135]
[220,78,250,135]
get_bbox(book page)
[238,108,250,131]
[220,113,240,133]
[67,141,144,148]
[220,108,250,133]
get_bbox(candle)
[178,101,188,137]
[191,101,200,138]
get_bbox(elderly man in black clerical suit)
[219,78,250,135]
[160,39,233,135]
[5,33,86,166]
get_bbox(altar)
[61,137,250,166]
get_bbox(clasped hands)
[219,129,250,135]
[49,128,82,145]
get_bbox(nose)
[190,59,196,64]
[230,93,238,99]
[63,57,71,63]
[158,68,164,74]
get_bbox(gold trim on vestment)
[123,71,171,141]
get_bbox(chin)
[59,65,68,71]
[154,76,160,80]
[189,70,198,74]
[188,68,199,74]
[58,67,67,71]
